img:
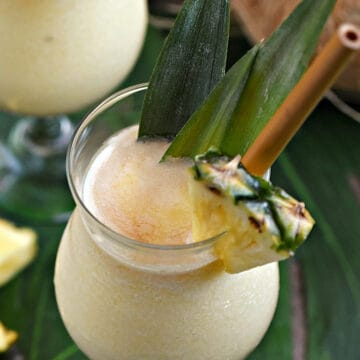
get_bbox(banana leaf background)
[1,24,360,360]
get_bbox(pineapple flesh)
[0,322,17,353]
[189,151,314,273]
[0,219,37,286]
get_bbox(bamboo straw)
[241,23,360,177]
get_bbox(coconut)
[231,0,360,102]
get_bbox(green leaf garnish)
[138,0,230,139]
[164,0,336,159]
[162,44,260,159]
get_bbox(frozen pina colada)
[55,124,280,360]
[0,0,147,115]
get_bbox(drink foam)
[83,125,193,245]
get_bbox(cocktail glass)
[54,84,279,359]
[0,0,148,222]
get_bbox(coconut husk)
[231,0,360,101]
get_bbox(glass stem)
[8,115,74,179]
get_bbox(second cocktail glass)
[0,0,148,222]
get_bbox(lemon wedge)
[0,322,18,352]
[0,219,37,286]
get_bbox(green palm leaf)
[138,0,230,139]
[164,0,336,159]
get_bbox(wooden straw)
[241,23,360,177]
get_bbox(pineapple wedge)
[0,219,37,286]
[0,322,18,352]
[189,151,314,273]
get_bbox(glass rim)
[66,83,224,252]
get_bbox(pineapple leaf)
[163,44,260,159]
[164,0,336,159]
[138,0,230,139]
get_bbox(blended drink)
[0,0,147,115]
[55,121,279,360]
[54,0,325,355]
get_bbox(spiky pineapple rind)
[267,188,315,251]
[192,152,315,255]
[193,150,260,202]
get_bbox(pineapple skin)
[190,152,315,273]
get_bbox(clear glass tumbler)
[54,84,279,360]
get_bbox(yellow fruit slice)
[0,322,18,352]
[189,152,314,274]
[190,179,289,273]
[0,219,37,286]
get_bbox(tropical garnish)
[136,0,347,272]
[0,322,17,352]
[0,219,37,286]
[139,0,229,139]
[163,0,336,159]
[189,151,314,273]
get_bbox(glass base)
[0,172,74,224]
[0,114,74,224]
